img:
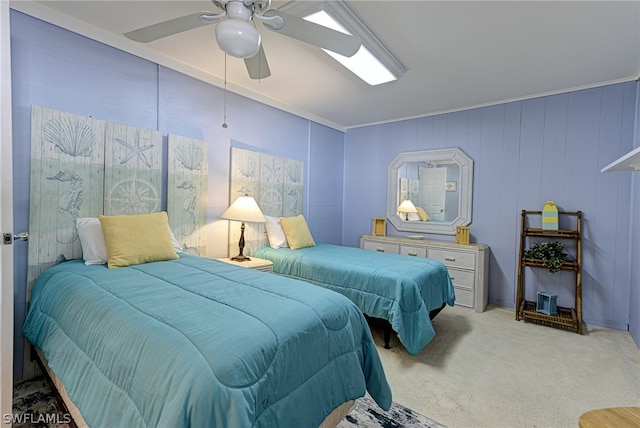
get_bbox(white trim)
[1,0,14,425]
[347,76,638,130]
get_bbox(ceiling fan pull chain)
[222,54,228,128]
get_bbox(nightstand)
[217,257,273,273]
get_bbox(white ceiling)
[10,1,640,130]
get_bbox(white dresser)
[360,235,490,312]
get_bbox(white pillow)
[264,215,288,249]
[75,218,108,265]
[76,217,182,265]
[168,228,183,253]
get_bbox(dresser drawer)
[454,286,474,308]
[447,268,474,288]
[362,240,400,254]
[429,248,475,270]
[360,235,489,312]
[400,245,427,258]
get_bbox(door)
[419,167,446,221]
[1,2,14,426]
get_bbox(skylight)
[303,10,398,86]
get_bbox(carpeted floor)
[13,376,445,428]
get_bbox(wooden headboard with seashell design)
[24,105,208,378]
[228,147,304,257]
[27,105,208,300]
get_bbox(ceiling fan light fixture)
[215,19,261,59]
[304,10,398,86]
[281,1,407,85]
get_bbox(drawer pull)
[376,248,385,252]
[445,257,456,261]
[408,252,417,256]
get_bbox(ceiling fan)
[124,0,362,80]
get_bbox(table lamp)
[220,194,266,261]
[397,199,418,221]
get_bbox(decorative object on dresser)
[220,194,267,261]
[217,256,273,273]
[371,218,387,236]
[455,226,469,245]
[360,235,490,313]
[516,210,583,334]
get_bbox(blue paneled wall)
[344,83,638,334]
[10,11,345,378]
[10,9,640,380]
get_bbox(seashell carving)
[176,140,204,171]
[46,169,84,244]
[43,118,96,157]
[239,158,257,178]
[287,163,302,183]
[262,158,282,183]
[177,180,197,235]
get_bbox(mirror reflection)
[397,162,460,222]
[387,148,473,235]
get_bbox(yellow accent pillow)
[280,214,316,250]
[416,206,430,221]
[99,212,179,268]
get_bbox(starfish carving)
[115,131,153,168]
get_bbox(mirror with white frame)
[387,148,473,235]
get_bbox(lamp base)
[230,254,251,262]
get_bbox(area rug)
[13,377,445,428]
[337,395,446,428]
[12,377,71,428]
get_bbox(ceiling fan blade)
[262,10,361,57]
[244,44,271,79]
[124,12,222,43]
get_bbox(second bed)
[255,243,455,355]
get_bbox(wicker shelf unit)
[516,210,583,334]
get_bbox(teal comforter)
[23,254,392,427]
[255,244,456,355]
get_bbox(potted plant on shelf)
[523,241,567,274]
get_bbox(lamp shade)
[220,195,266,223]
[397,199,418,214]
[215,19,261,59]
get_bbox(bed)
[23,251,392,427]
[23,110,391,426]
[254,242,456,355]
